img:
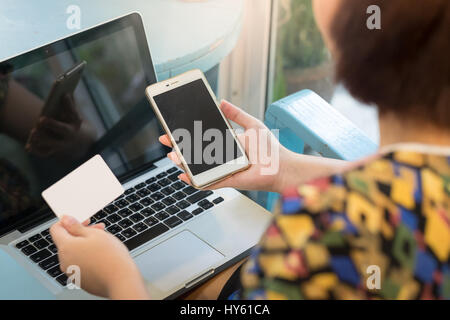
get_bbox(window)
[268,0,334,104]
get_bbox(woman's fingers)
[167,151,182,166]
[90,223,105,230]
[178,173,191,185]
[159,135,173,148]
[50,221,73,246]
[60,216,88,237]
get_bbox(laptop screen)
[0,14,168,234]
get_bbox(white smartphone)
[145,69,249,189]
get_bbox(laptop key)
[144,217,159,227]
[126,194,140,203]
[118,208,132,218]
[104,204,119,214]
[176,200,191,210]
[162,196,176,206]
[39,255,59,270]
[172,181,186,190]
[192,208,204,216]
[56,274,68,286]
[16,240,29,249]
[186,190,213,204]
[150,192,164,201]
[29,234,42,242]
[48,244,58,254]
[156,172,167,179]
[155,211,169,221]
[141,208,155,217]
[177,210,193,221]
[116,234,126,242]
[107,214,121,223]
[213,197,224,204]
[34,239,49,249]
[125,187,135,195]
[168,173,181,182]
[145,177,157,184]
[133,222,148,233]
[130,213,144,223]
[47,265,62,278]
[164,216,183,228]
[172,191,186,200]
[118,219,133,229]
[140,197,154,206]
[183,186,197,195]
[158,178,171,187]
[167,167,179,174]
[30,249,52,263]
[200,201,214,210]
[122,228,137,239]
[45,235,53,243]
[124,223,169,251]
[115,199,129,209]
[41,229,50,237]
[147,184,160,192]
[161,186,175,196]
[166,206,180,215]
[94,210,107,219]
[151,202,166,211]
[137,189,150,197]
[130,203,144,212]
[107,224,123,234]
[21,245,37,255]
[135,182,146,190]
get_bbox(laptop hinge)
[184,269,215,289]
[119,163,157,184]
[17,211,54,233]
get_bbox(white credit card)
[42,155,124,223]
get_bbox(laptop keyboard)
[13,167,225,287]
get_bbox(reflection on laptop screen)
[0,15,167,231]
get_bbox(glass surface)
[270,0,334,103]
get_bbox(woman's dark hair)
[331,0,450,127]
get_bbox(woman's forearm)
[275,150,351,193]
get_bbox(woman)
[50,0,450,300]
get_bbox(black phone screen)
[154,79,242,175]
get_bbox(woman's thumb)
[61,216,87,237]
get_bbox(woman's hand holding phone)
[160,100,291,193]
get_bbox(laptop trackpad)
[134,230,225,291]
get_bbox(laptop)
[0,13,271,299]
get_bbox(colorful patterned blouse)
[239,147,450,300]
